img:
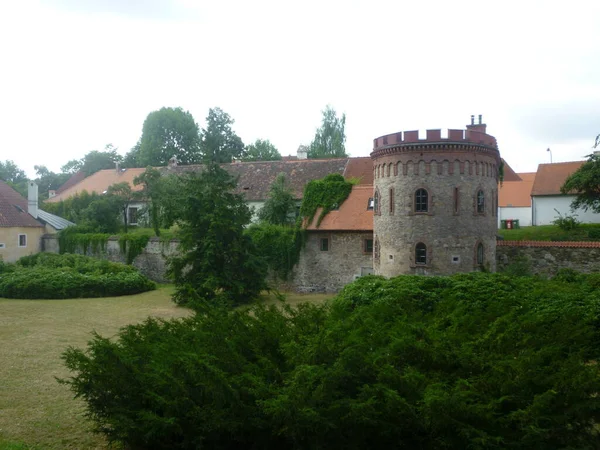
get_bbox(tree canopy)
[257,173,296,225]
[61,145,123,176]
[168,163,267,307]
[200,107,245,163]
[34,165,70,200]
[136,107,202,167]
[308,105,347,159]
[561,152,600,213]
[242,139,282,162]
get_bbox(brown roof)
[163,158,369,201]
[343,157,374,185]
[306,185,374,231]
[47,168,147,203]
[502,159,522,182]
[530,161,585,196]
[0,181,43,228]
[56,171,87,194]
[498,172,535,207]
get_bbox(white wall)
[498,206,532,227]
[532,195,600,225]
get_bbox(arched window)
[415,242,427,265]
[477,190,485,214]
[477,243,484,265]
[374,190,380,214]
[415,188,428,213]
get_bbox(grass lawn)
[0,286,332,450]
[498,223,600,241]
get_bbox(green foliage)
[299,173,353,227]
[552,208,581,231]
[500,254,532,277]
[62,273,600,449]
[246,223,304,280]
[498,159,504,185]
[498,223,600,241]
[0,253,155,299]
[136,107,202,166]
[118,233,151,265]
[134,167,162,236]
[308,105,347,159]
[242,139,282,162]
[0,160,27,196]
[33,165,70,201]
[168,163,267,307]
[58,227,110,255]
[561,152,600,213]
[200,107,245,163]
[257,173,297,225]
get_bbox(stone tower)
[371,116,501,276]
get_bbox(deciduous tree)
[561,152,600,213]
[242,139,282,162]
[308,105,347,159]
[107,182,139,233]
[200,107,245,163]
[137,107,202,166]
[258,173,296,225]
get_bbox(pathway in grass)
[0,287,332,449]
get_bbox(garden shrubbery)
[62,273,600,449]
[0,253,155,299]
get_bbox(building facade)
[371,119,501,276]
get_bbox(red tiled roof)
[498,172,536,207]
[343,157,374,185]
[0,181,43,228]
[498,240,600,248]
[47,168,147,203]
[56,171,87,194]
[306,185,374,231]
[502,159,522,182]
[531,161,585,196]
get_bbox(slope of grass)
[498,223,600,241]
[0,287,330,449]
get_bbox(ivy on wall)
[299,173,354,228]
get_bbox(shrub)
[246,223,304,280]
[62,273,600,449]
[0,253,155,299]
[552,209,580,231]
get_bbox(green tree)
[168,163,267,307]
[308,105,347,159]
[242,139,282,162]
[0,160,28,196]
[80,198,121,233]
[34,165,70,201]
[561,152,600,213]
[60,145,123,176]
[136,107,201,167]
[258,173,296,225]
[106,182,139,233]
[60,159,82,174]
[200,107,245,163]
[134,167,163,236]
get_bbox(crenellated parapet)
[371,128,499,161]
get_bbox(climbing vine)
[299,173,353,227]
[246,224,305,280]
[118,234,151,265]
[58,227,110,255]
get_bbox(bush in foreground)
[0,253,155,299]
[62,273,600,449]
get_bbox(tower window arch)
[415,188,428,213]
[476,242,484,265]
[374,189,380,214]
[476,190,485,214]
[415,242,427,265]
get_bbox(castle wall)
[291,231,374,292]
[372,128,500,276]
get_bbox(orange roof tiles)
[501,159,522,182]
[306,185,374,231]
[498,172,535,207]
[47,168,147,203]
[343,157,374,185]
[531,161,585,196]
[0,181,43,228]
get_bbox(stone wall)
[291,231,374,293]
[41,234,179,283]
[497,241,600,277]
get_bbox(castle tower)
[371,116,501,276]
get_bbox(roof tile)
[531,161,584,196]
[306,185,374,231]
[0,181,43,228]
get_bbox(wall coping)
[498,240,600,248]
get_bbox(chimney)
[297,146,308,160]
[48,190,56,198]
[28,181,38,219]
[116,161,120,173]
[466,114,487,134]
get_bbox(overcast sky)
[1,0,599,177]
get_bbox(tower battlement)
[372,128,498,153]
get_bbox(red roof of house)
[498,172,535,207]
[343,157,374,185]
[502,159,522,182]
[306,185,374,231]
[531,161,585,196]
[55,171,87,194]
[0,181,43,228]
